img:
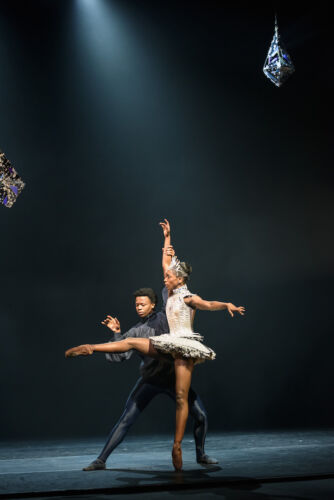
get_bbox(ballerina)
[65,220,245,471]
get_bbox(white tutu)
[150,332,216,362]
[150,286,216,363]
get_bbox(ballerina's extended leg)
[65,338,159,358]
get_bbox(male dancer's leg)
[188,389,218,464]
[164,386,218,465]
[83,378,161,471]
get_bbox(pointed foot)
[172,442,183,472]
[65,344,94,358]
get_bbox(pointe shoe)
[172,442,183,472]
[65,344,93,358]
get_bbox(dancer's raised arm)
[159,219,172,274]
[184,296,245,317]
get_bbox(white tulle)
[150,285,216,362]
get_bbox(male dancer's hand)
[162,245,175,257]
[101,315,121,333]
[226,303,245,317]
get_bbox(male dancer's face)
[135,296,155,318]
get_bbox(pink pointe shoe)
[65,344,93,358]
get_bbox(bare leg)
[65,338,159,358]
[172,358,194,471]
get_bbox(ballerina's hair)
[178,261,192,283]
[168,256,192,283]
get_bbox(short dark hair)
[133,287,158,305]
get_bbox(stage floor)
[1,430,334,499]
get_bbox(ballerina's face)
[164,270,184,291]
[135,296,155,318]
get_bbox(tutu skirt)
[150,331,216,363]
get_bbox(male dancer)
[83,277,218,470]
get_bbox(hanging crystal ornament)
[0,150,25,208]
[263,16,295,87]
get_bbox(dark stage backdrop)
[0,1,333,440]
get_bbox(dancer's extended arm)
[160,219,172,274]
[184,296,245,317]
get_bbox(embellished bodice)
[166,285,194,337]
[150,285,214,360]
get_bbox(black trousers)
[98,377,208,462]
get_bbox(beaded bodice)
[166,285,194,336]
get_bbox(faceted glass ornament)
[263,17,295,87]
[0,150,25,208]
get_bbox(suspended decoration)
[0,150,25,208]
[263,16,295,87]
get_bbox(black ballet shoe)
[197,453,219,465]
[82,458,106,471]
[172,442,183,472]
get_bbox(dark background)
[0,0,333,440]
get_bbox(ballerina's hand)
[65,344,94,358]
[159,218,170,237]
[227,304,245,318]
[101,315,121,333]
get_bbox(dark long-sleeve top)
[105,288,176,387]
